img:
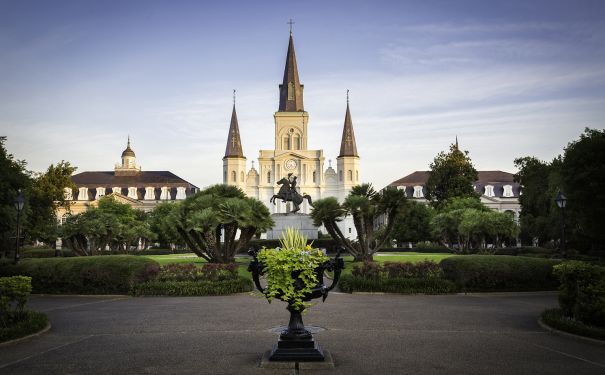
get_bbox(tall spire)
[455,135,459,150]
[278,30,304,112]
[339,91,359,157]
[224,99,244,158]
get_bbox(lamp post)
[554,190,567,258]
[14,189,25,264]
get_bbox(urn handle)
[324,246,345,292]
[247,248,266,294]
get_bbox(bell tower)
[223,91,247,190]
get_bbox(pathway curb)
[0,322,51,347]
[538,317,605,346]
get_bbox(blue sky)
[1,0,604,189]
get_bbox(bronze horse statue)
[270,175,313,214]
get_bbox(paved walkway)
[0,292,603,374]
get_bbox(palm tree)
[173,184,274,263]
[311,183,405,261]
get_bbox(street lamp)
[554,190,567,258]
[14,189,25,264]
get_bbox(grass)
[144,252,457,278]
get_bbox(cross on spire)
[288,19,295,34]
[233,89,236,106]
[346,89,350,104]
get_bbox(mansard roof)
[71,171,198,188]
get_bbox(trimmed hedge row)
[440,255,560,292]
[541,308,605,341]
[0,256,160,294]
[130,277,253,296]
[21,248,75,258]
[554,261,605,327]
[339,274,457,294]
[246,238,341,253]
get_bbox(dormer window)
[64,187,73,200]
[397,185,407,197]
[144,187,155,200]
[413,186,424,198]
[484,185,495,197]
[96,187,106,200]
[128,187,138,199]
[112,187,121,194]
[503,185,514,197]
[78,187,89,201]
[176,187,186,200]
[160,186,170,200]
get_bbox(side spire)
[339,90,359,157]
[224,95,244,158]
[278,30,304,112]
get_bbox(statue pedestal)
[266,213,318,240]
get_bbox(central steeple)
[278,32,304,112]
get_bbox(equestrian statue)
[270,173,313,214]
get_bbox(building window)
[176,187,186,200]
[413,186,424,198]
[144,187,155,200]
[231,171,236,182]
[61,213,69,225]
[288,82,294,100]
[397,185,407,197]
[293,135,300,150]
[356,170,359,181]
[484,185,495,197]
[78,187,88,201]
[160,186,170,200]
[64,187,73,200]
[503,185,514,197]
[112,187,121,194]
[348,170,353,181]
[283,136,290,150]
[339,170,343,182]
[128,187,138,199]
[241,171,244,182]
[96,187,106,200]
[267,171,271,184]
[312,171,316,183]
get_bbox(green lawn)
[144,252,457,278]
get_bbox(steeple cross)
[346,89,350,104]
[233,89,236,105]
[288,19,295,34]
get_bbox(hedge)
[0,309,48,343]
[130,277,253,296]
[541,308,605,341]
[339,274,457,294]
[439,255,560,292]
[553,261,605,327]
[21,248,75,258]
[0,256,160,294]
[246,238,341,253]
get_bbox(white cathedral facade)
[222,32,360,238]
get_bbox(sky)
[1,0,604,189]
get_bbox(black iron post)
[555,190,567,258]
[14,189,25,264]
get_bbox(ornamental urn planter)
[248,248,345,361]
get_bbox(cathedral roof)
[278,33,304,112]
[224,104,245,158]
[338,102,359,157]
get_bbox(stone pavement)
[0,292,603,374]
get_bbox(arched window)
[348,170,353,181]
[283,136,290,150]
[356,170,359,181]
[267,171,271,184]
[312,171,316,183]
[61,213,69,225]
[240,171,244,182]
[223,171,227,183]
[339,170,343,182]
[231,171,236,182]
[293,135,300,150]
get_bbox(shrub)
[156,263,238,282]
[553,261,605,327]
[0,256,160,294]
[0,310,48,343]
[439,255,560,292]
[130,276,253,296]
[21,248,75,258]
[352,260,443,279]
[352,261,383,279]
[541,308,605,341]
[339,274,457,294]
[0,276,32,320]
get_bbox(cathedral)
[222,31,360,237]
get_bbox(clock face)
[285,159,297,171]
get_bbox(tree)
[430,196,490,251]
[0,137,31,257]
[560,128,605,253]
[147,202,182,248]
[61,197,153,255]
[172,184,273,263]
[27,161,77,246]
[310,184,406,261]
[426,142,478,208]
[391,201,434,246]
